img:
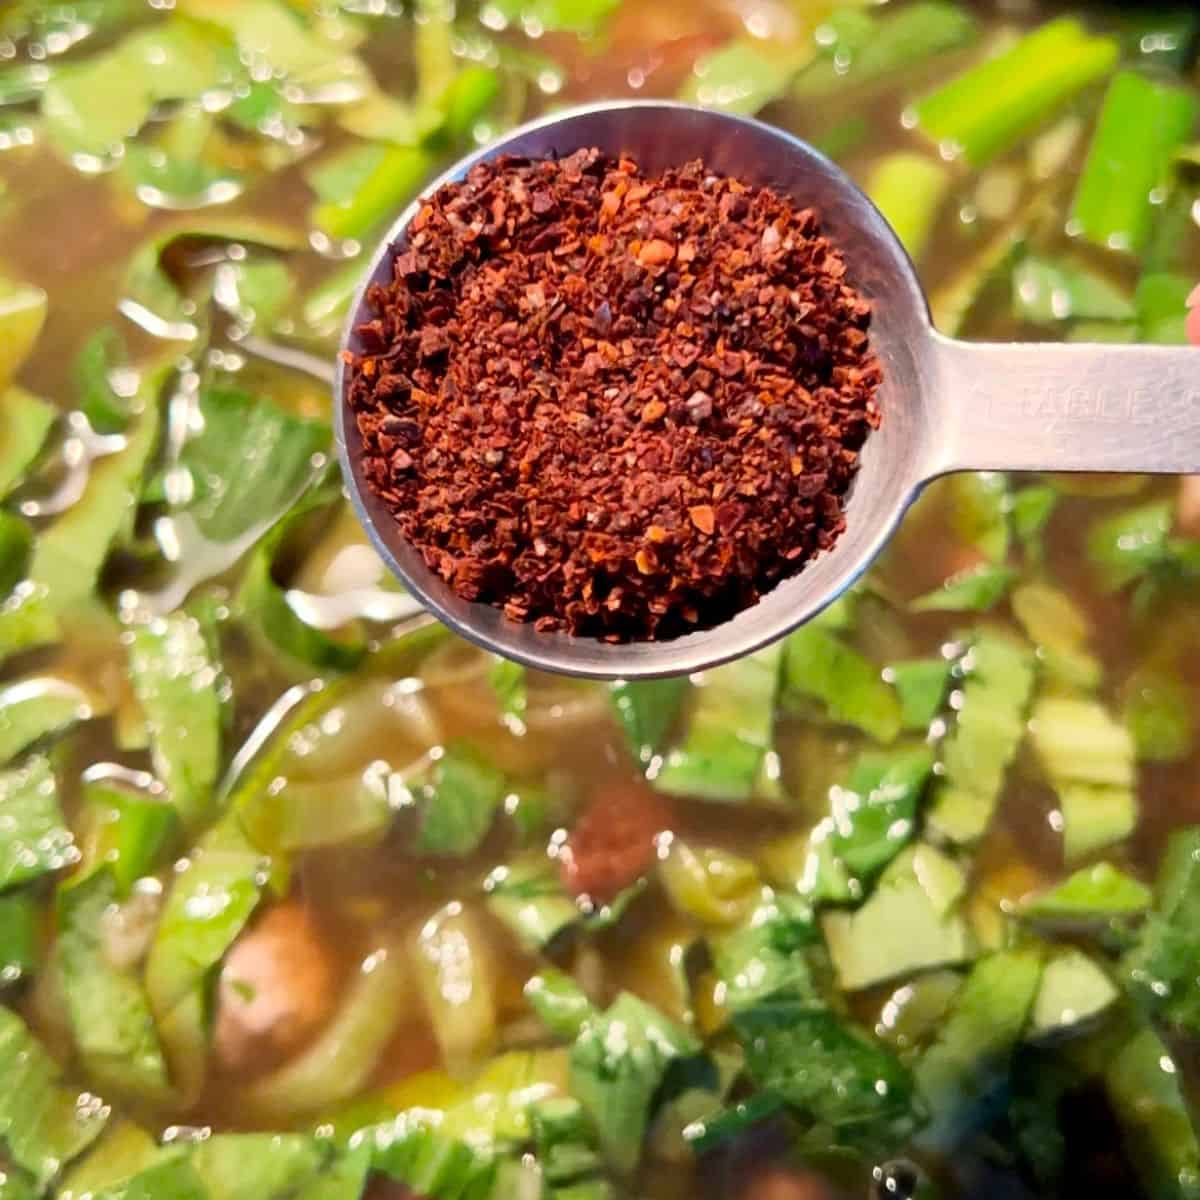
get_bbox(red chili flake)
[347,149,883,642]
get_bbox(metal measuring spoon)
[335,101,1200,680]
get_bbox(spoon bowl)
[336,100,1200,680]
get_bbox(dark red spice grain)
[346,148,882,641]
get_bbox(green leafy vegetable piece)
[1029,696,1136,862]
[0,891,38,984]
[931,217,1027,335]
[1087,500,1172,593]
[489,658,527,722]
[82,782,177,897]
[1010,484,1058,558]
[948,471,1010,563]
[887,657,952,732]
[734,1005,915,1145]
[822,843,972,991]
[1011,255,1136,325]
[609,677,688,763]
[911,562,1016,613]
[0,1006,109,1188]
[1123,828,1200,1036]
[1024,862,1152,920]
[867,152,949,262]
[485,858,580,952]
[524,969,599,1041]
[174,384,329,547]
[56,1120,168,1200]
[794,2,977,97]
[914,950,1042,1151]
[711,891,817,1015]
[680,39,808,116]
[0,513,32,600]
[57,868,170,1100]
[1010,580,1101,692]
[236,492,366,673]
[927,631,1035,843]
[0,677,91,767]
[188,1133,328,1200]
[569,992,702,1172]
[914,18,1119,167]
[0,756,70,891]
[407,742,506,857]
[144,818,267,1103]
[826,745,935,881]
[0,386,54,499]
[72,326,133,435]
[26,389,161,613]
[1122,661,1194,763]
[1028,949,1117,1038]
[0,277,47,393]
[1105,1028,1200,1199]
[312,144,433,242]
[1135,272,1192,345]
[121,217,301,334]
[1071,70,1199,255]
[655,644,784,801]
[477,0,619,35]
[127,612,223,830]
[42,23,221,159]
[782,626,900,743]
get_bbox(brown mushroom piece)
[212,901,339,1075]
[740,1167,836,1200]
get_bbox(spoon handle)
[929,334,1200,477]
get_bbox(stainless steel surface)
[335,100,1200,680]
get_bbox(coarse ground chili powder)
[347,148,882,641]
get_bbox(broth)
[0,2,1198,1199]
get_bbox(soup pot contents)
[348,149,881,640]
[1,2,1200,1200]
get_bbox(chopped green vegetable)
[312,145,434,242]
[525,969,599,1041]
[144,818,267,1103]
[1122,660,1194,763]
[867,152,949,262]
[57,867,171,1100]
[1105,1027,1200,1199]
[488,658,527,723]
[127,612,223,831]
[887,657,952,732]
[795,2,977,98]
[679,39,804,116]
[1087,500,1172,593]
[0,891,38,985]
[0,756,71,891]
[914,18,1119,167]
[1071,70,1199,255]
[734,1005,915,1145]
[406,742,507,857]
[949,472,1011,563]
[655,645,784,801]
[1136,272,1193,344]
[569,992,702,1172]
[928,631,1036,843]
[1123,827,1200,1035]
[782,626,900,743]
[1011,580,1101,692]
[1011,255,1136,325]
[1011,485,1059,558]
[823,843,972,991]
[0,1006,109,1188]
[0,386,54,499]
[1028,949,1117,1038]
[0,278,47,394]
[485,0,619,36]
[609,677,688,763]
[484,857,580,952]
[1024,862,1152,920]
[711,890,817,1015]
[915,950,1043,1150]
[0,676,92,766]
[911,562,1016,613]
[1030,696,1136,862]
